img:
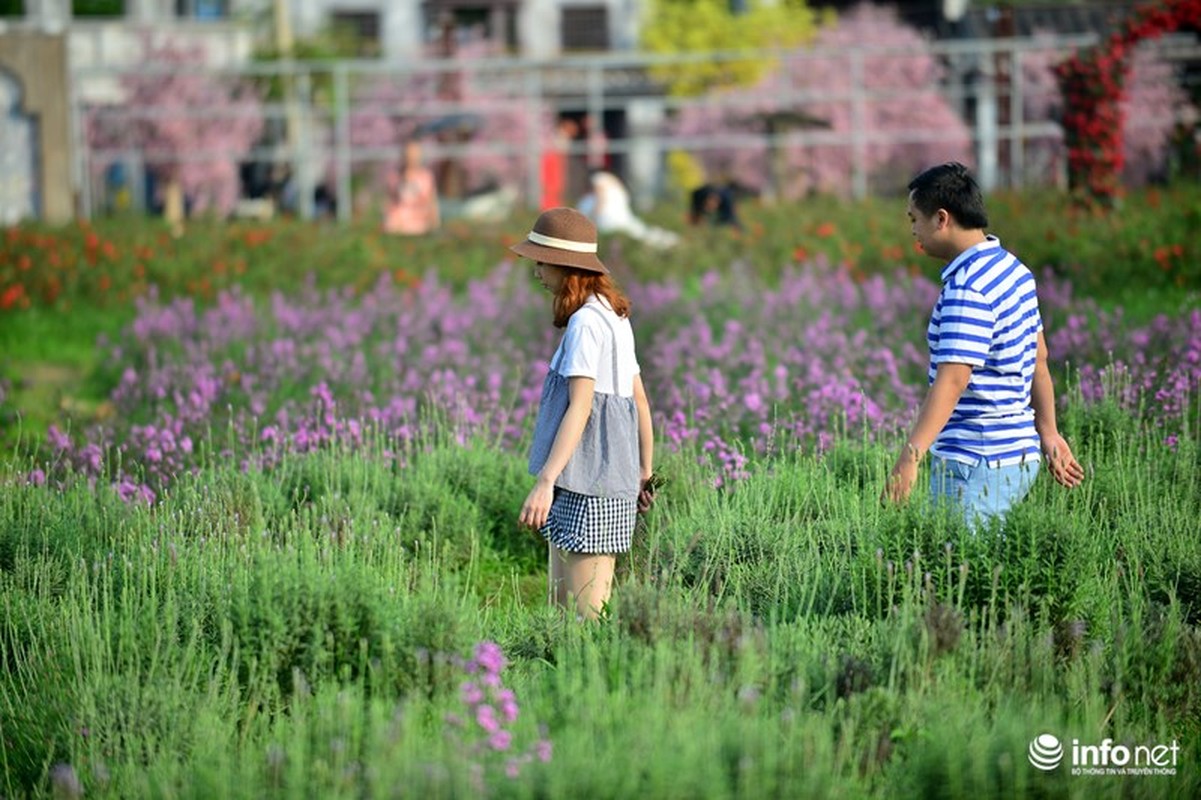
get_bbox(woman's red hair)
[553,270,631,328]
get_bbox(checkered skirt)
[540,488,637,554]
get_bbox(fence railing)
[70,33,1201,222]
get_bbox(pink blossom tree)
[86,34,264,215]
[668,3,973,198]
[347,36,552,199]
[1019,35,1195,187]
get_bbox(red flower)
[1,283,24,310]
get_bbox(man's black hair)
[907,162,989,230]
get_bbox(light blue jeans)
[929,455,1039,531]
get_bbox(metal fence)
[70,33,1201,222]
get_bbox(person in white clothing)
[577,170,680,250]
[511,207,656,620]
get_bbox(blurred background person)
[540,116,579,211]
[383,139,440,235]
[578,169,679,250]
[689,174,744,231]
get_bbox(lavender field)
[22,258,1201,499]
[2,224,1201,797]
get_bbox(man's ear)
[935,208,953,230]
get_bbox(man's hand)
[883,453,920,504]
[1042,433,1084,488]
[519,478,555,530]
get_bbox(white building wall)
[380,2,423,61]
[615,0,641,50]
[280,1,422,60]
[13,0,645,64]
[517,0,558,59]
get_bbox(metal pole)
[296,70,314,220]
[68,64,92,220]
[1010,41,1025,186]
[334,64,352,223]
[524,64,542,210]
[274,0,305,217]
[975,60,998,192]
[587,59,603,172]
[850,49,867,200]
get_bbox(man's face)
[906,192,945,260]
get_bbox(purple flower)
[496,688,519,722]
[27,468,46,487]
[475,704,500,734]
[47,425,71,451]
[116,479,141,503]
[536,738,553,763]
[460,682,484,706]
[488,730,512,751]
[474,641,506,676]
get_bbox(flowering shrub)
[668,3,973,197]
[1053,0,1201,202]
[447,641,552,786]
[348,36,551,198]
[1020,35,1194,187]
[85,35,264,216]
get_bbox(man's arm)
[883,362,973,504]
[1031,331,1084,488]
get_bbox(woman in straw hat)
[513,207,655,620]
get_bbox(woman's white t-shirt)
[551,295,640,397]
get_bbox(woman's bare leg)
[564,552,616,620]
[548,544,571,609]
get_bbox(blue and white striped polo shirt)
[928,236,1042,467]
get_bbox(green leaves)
[641,0,822,96]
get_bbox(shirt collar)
[941,235,1001,284]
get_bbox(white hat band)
[527,230,598,253]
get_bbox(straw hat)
[509,207,608,274]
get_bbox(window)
[176,0,229,20]
[331,11,382,58]
[424,2,518,50]
[0,1,26,18]
[560,6,609,51]
[72,1,125,16]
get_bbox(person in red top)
[539,117,578,211]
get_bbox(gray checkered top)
[529,306,641,501]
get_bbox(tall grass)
[2,398,1198,798]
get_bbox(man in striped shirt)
[884,162,1084,527]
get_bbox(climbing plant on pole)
[1054,0,1201,204]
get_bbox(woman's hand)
[519,478,555,530]
[637,469,659,515]
[637,482,654,514]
